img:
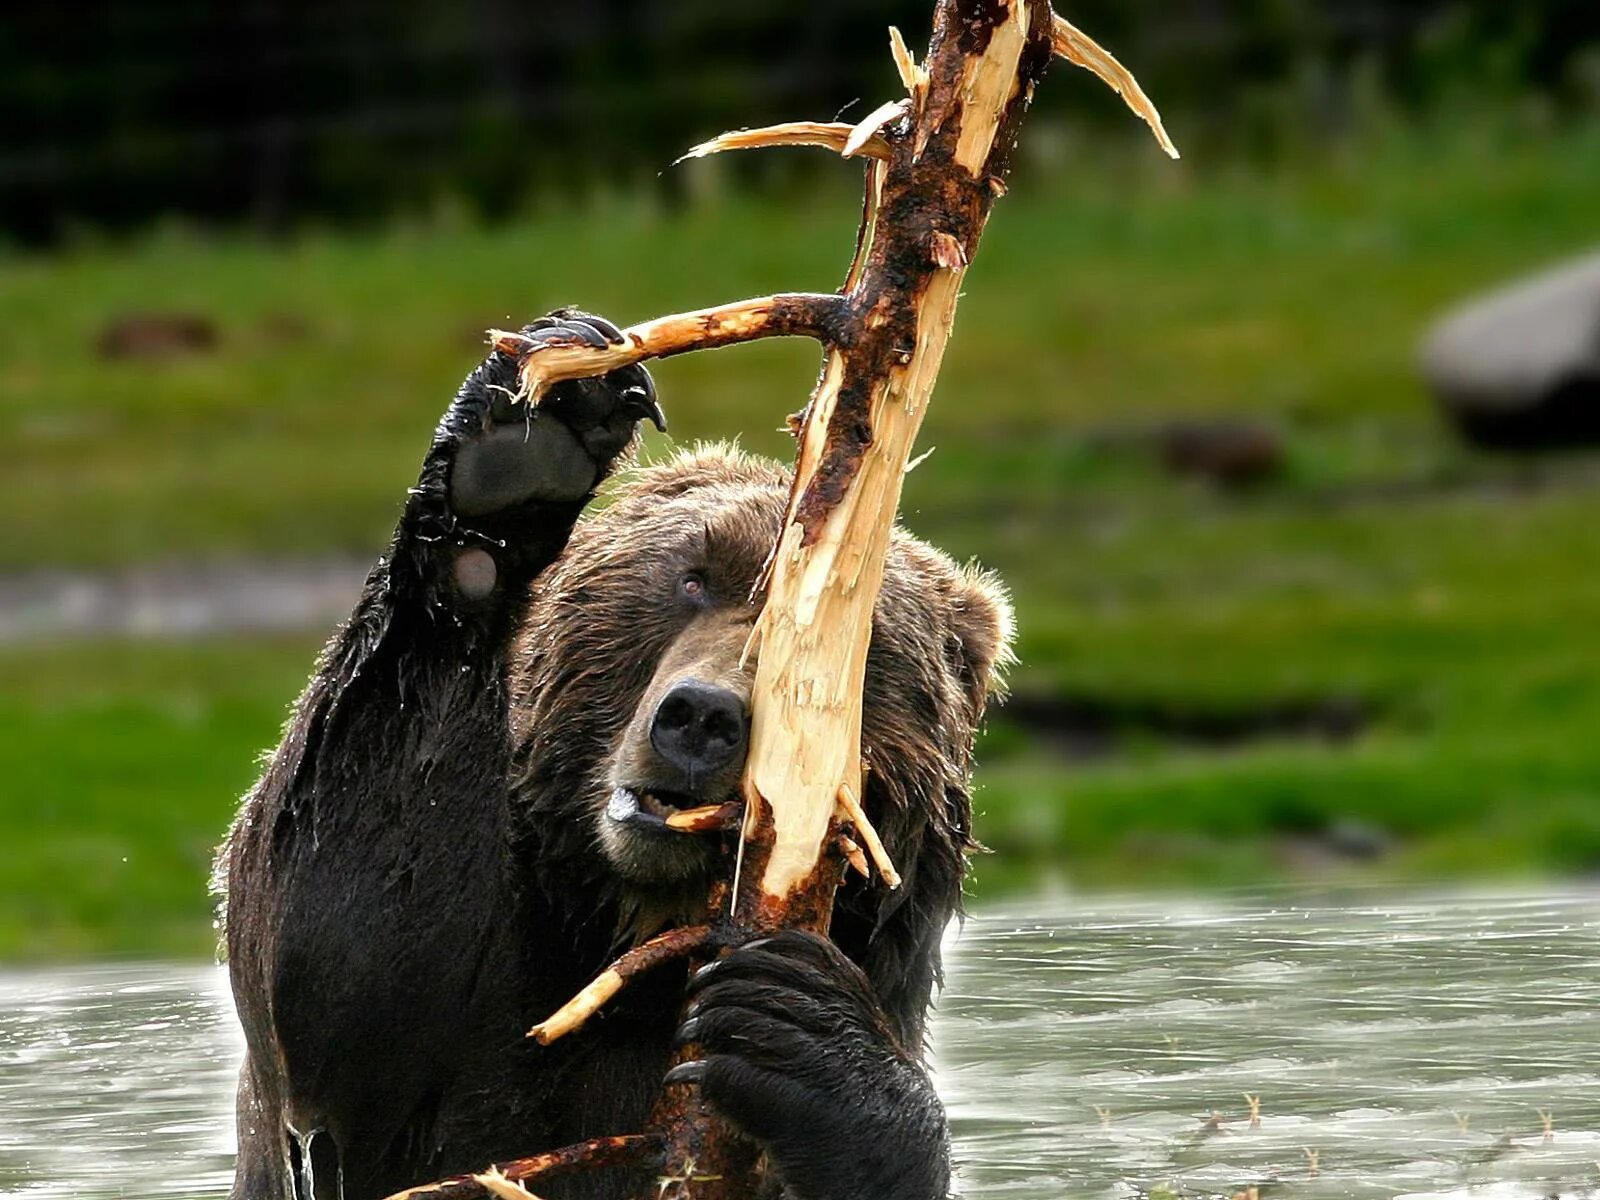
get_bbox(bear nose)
[650,680,748,778]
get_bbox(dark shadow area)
[1454,375,1600,452]
[994,689,1372,761]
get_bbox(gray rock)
[1421,249,1600,449]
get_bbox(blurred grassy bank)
[5,119,1600,958]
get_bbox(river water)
[2,890,1597,1199]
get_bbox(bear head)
[506,445,1013,937]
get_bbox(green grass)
[968,480,1600,892]
[0,639,317,960]
[5,117,1600,957]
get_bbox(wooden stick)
[738,0,1048,912]
[653,7,1065,1190]
[383,1135,662,1200]
[526,925,711,1045]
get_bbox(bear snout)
[650,679,749,778]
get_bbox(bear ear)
[947,565,1016,715]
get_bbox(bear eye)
[678,572,709,604]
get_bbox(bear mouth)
[607,786,742,835]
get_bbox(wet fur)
[219,335,1011,1200]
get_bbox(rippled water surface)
[3,890,1598,1199]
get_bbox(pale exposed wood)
[835,784,901,889]
[843,100,908,158]
[526,967,624,1045]
[838,833,870,878]
[887,26,924,98]
[678,121,891,164]
[950,3,1029,172]
[663,801,743,834]
[930,230,967,270]
[1050,11,1180,159]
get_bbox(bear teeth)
[607,786,675,829]
[637,790,675,818]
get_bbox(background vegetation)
[4,3,1599,959]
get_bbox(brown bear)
[219,311,1012,1200]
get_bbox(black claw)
[664,1059,708,1086]
[674,1017,703,1047]
[619,377,666,433]
[522,319,606,351]
[577,312,626,344]
[567,321,611,350]
[687,958,723,990]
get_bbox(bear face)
[507,444,1013,906]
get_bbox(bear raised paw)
[219,311,1012,1200]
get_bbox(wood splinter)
[680,121,892,164]
[838,833,870,879]
[836,784,901,890]
[1049,13,1179,160]
[527,925,711,1045]
[471,1169,539,1200]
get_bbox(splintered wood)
[388,5,1173,1200]
[1050,14,1179,160]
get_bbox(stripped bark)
[387,5,1173,1199]
[526,925,712,1046]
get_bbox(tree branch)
[491,293,847,403]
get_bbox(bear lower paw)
[667,930,952,1200]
